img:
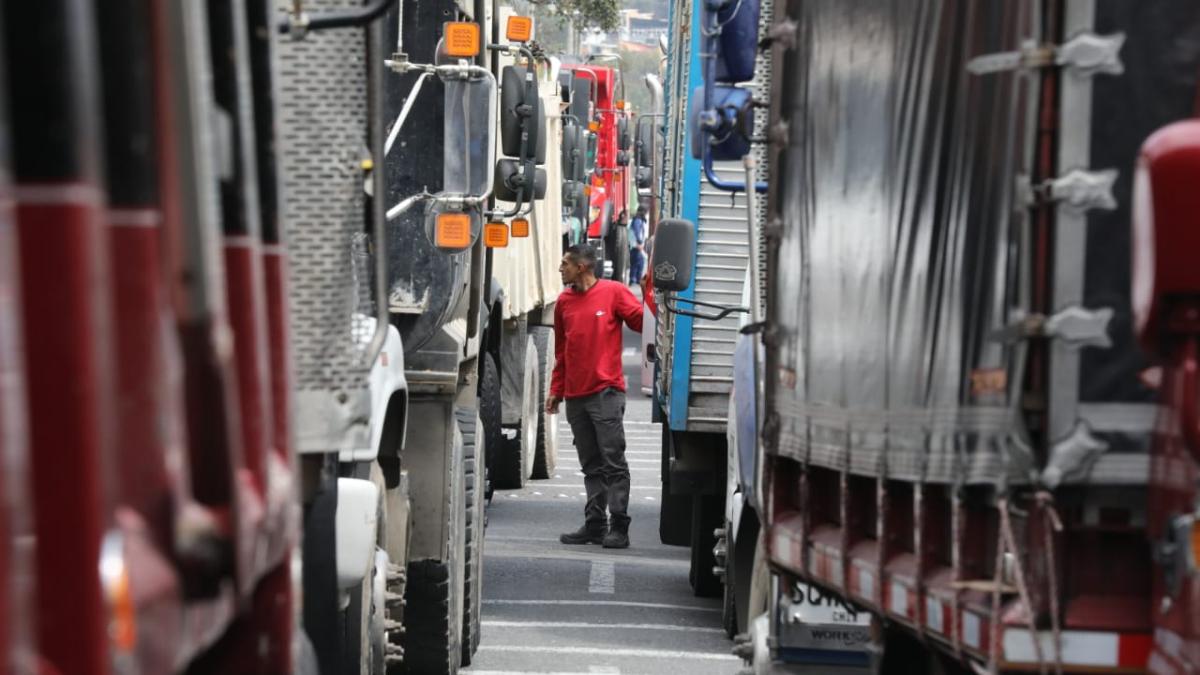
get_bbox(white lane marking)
[557,493,570,498]
[532,484,660,491]
[483,549,689,570]
[476,646,740,662]
[482,620,723,635]
[533,491,543,496]
[464,671,602,675]
[645,496,656,501]
[589,560,615,594]
[483,599,720,613]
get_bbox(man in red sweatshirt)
[546,244,643,548]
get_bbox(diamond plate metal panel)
[276,0,373,390]
[276,0,376,450]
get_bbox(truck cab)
[562,62,633,282]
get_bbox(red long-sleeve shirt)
[551,279,643,399]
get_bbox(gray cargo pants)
[565,387,631,529]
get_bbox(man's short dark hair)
[565,244,598,271]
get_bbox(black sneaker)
[560,524,607,545]
[602,529,629,549]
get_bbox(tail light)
[100,532,136,658]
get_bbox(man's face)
[560,254,584,285]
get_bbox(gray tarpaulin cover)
[766,0,1200,486]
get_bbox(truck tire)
[401,426,465,674]
[659,479,692,546]
[492,344,536,489]
[400,559,461,674]
[530,326,558,479]
[659,426,692,546]
[345,500,384,674]
[456,408,485,666]
[689,494,723,598]
[721,519,738,638]
[607,224,629,284]
[478,352,510,488]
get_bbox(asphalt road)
[465,319,744,675]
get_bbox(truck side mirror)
[562,180,585,207]
[585,131,598,174]
[636,119,653,168]
[494,158,547,202]
[636,167,652,190]
[558,72,573,104]
[651,218,696,293]
[569,77,591,126]
[689,85,753,161]
[442,73,496,200]
[500,65,546,163]
[704,0,761,84]
[618,116,631,152]
[635,117,655,189]
[561,120,583,182]
[1133,119,1200,358]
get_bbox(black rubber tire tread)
[530,326,556,480]
[456,407,484,666]
[344,555,371,674]
[606,224,629,284]
[721,522,738,638]
[480,354,504,464]
[658,426,693,546]
[400,559,458,674]
[659,484,692,546]
[302,474,341,675]
[486,349,524,489]
[689,494,724,598]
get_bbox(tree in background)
[549,0,621,33]
[514,0,621,54]
[616,45,661,114]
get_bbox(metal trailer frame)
[753,1,1200,672]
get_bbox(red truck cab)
[4,3,299,672]
[1133,119,1200,674]
[564,63,634,280]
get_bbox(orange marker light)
[588,121,600,132]
[436,212,472,248]
[484,222,510,248]
[583,185,593,196]
[444,22,481,58]
[511,217,530,237]
[1190,519,1200,570]
[616,100,626,110]
[506,16,534,43]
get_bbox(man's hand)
[545,395,562,415]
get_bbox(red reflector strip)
[1119,633,1153,668]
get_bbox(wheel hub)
[381,553,406,667]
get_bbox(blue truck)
[651,0,769,603]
